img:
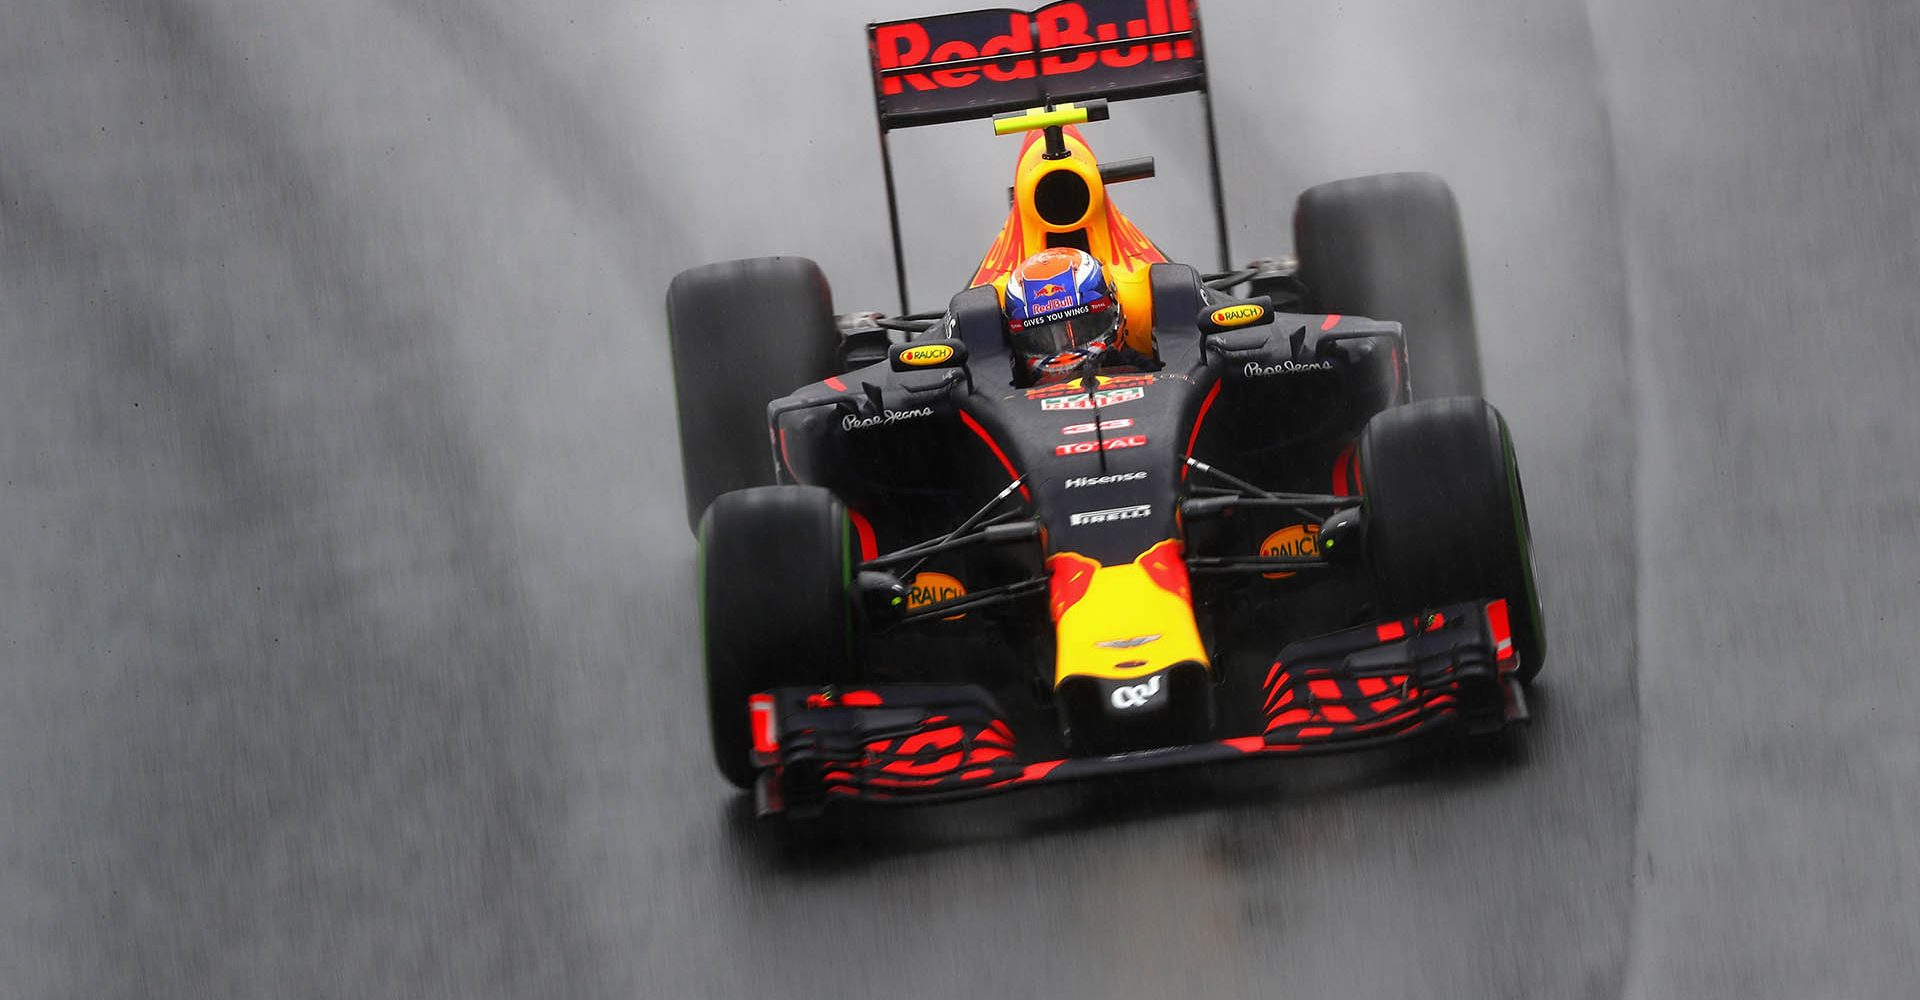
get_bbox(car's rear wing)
[866,0,1228,310]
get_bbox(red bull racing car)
[666,0,1545,816]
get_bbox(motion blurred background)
[2,0,1915,996]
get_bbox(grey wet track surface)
[0,1,1914,997]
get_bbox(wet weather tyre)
[668,256,839,531]
[700,485,854,789]
[1294,173,1482,399]
[1358,397,1545,681]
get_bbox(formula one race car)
[666,0,1545,816]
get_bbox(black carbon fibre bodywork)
[728,261,1536,813]
[772,264,1402,568]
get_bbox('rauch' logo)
[842,406,935,431]
[899,344,955,366]
[1210,304,1265,327]
[1259,523,1320,579]
[907,571,967,621]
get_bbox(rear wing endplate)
[865,0,1228,311]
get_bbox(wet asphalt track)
[1,0,1916,996]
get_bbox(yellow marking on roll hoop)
[993,103,1092,135]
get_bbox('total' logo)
[1055,434,1146,457]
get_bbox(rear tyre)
[1358,398,1545,681]
[700,485,854,788]
[1294,172,1482,399]
[667,256,839,531]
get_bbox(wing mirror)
[853,570,910,627]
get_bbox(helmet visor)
[1010,303,1116,356]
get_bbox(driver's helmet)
[1003,248,1125,386]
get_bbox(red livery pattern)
[1024,371,1156,398]
[759,604,1505,811]
[969,127,1170,289]
[1261,664,1443,741]
[972,195,1029,287]
[849,717,1023,789]
[1103,195,1165,269]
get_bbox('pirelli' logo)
[1068,504,1152,526]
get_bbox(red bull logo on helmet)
[1007,247,1108,324]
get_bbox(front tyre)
[1358,398,1545,682]
[700,485,854,788]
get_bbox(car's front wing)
[748,599,1527,816]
